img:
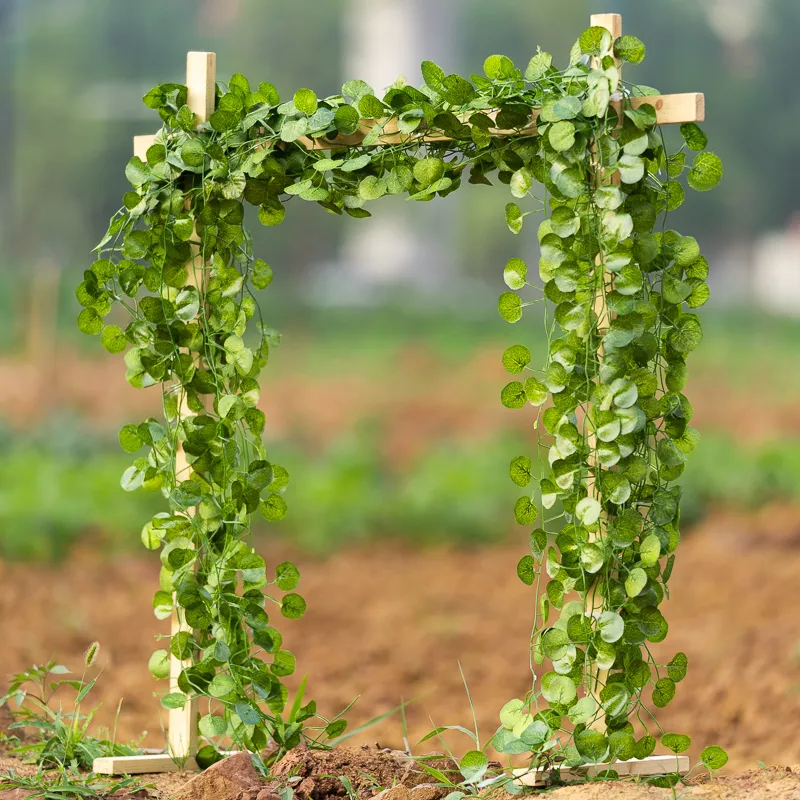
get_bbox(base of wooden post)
[93,749,237,775]
[513,755,690,787]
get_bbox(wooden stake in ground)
[97,11,706,778]
[94,51,216,777]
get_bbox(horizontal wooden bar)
[93,754,198,775]
[630,92,705,124]
[513,754,690,787]
[132,93,704,158]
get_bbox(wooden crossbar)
[103,11,704,779]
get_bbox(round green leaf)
[504,258,528,290]
[260,495,288,522]
[625,567,648,597]
[614,35,646,64]
[498,292,523,323]
[276,561,300,591]
[501,382,527,410]
[576,497,601,526]
[652,677,676,708]
[509,456,533,487]
[662,733,691,754]
[514,496,538,525]
[688,152,723,192]
[208,673,237,698]
[78,308,104,335]
[597,610,624,643]
[459,750,488,783]
[148,649,170,680]
[579,26,612,56]
[199,714,227,738]
[544,674,577,705]
[499,698,525,730]
[502,344,531,374]
[517,555,535,586]
[281,592,307,620]
[700,746,728,771]
[575,729,609,763]
[293,88,318,115]
[101,324,127,354]
[667,652,688,682]
[549,120,576,152]
[680,123,708,152]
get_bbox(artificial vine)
[77,22,722,773]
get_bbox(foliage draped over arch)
[77,23,722,772]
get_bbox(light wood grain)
[513,755,690,787]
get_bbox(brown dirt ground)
[1,504,800,781]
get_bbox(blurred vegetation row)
[1,0,798,286]
[3,413,800,562]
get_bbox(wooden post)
[94,51,217,778]
[586,12,622,735]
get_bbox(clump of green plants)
[76,10,726,774]
[0,768,144,800]
[0,646,141,770]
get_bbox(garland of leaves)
[77,23,723,774]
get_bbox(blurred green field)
[3,411,800,562]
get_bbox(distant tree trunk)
[321,0,458,304]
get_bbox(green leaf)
[597,611,624,643]
[358,175,388,200]
[544,674,576,705]
[293,88,318,115]
[276,561,300,591]
[199,714,227,738]
[669,315,703,353]
[614,35,646,64]
[688,152,723,191]
[281,593,307,620]
[652,677,676,708]
[510,167,532,198]
[208,673,236,698]
[576,729,610,764]
[503,258,527,289]
[125,156,150,187]
[505,203,524,234]
[502,344,531,374]
[459,750,488,783]
[667,652,688,682]
[148,650,170,680]
[101,325,127,354]
[541,628,570,660]
[576,497,601,526]
[499,699,525,730]
[525,51,552,81]
[181,139,205,168]
[549,120,576,152]
[259,200,286,227]
[625,567,648,597]
[680,123,708,151]
[519,379,545,408]
[509,456,533,487]
[421,60,446,90]
[514,496,537,525]
[261,495,288,522]
[413,157,445,187]
[235,700,263,725]
[78,308,104,335]
[579,26,612,56]
[501,382,527,410]
[568,697,597,726]
[498,292,522,323]
[119,424,143,453]
[700,746,728,771]
[359,94,385,118]
[334,105,360,135]
[640,533,662,566]
[662,733,691,754]
[516,555,535,586]
[252,259,274,290]
[161,693,188,710]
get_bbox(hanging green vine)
[77,22,722,772]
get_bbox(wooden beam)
[186,52,216,124]
[94,754,198,776]
[513,755,690,787]
[631,92,705,124]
